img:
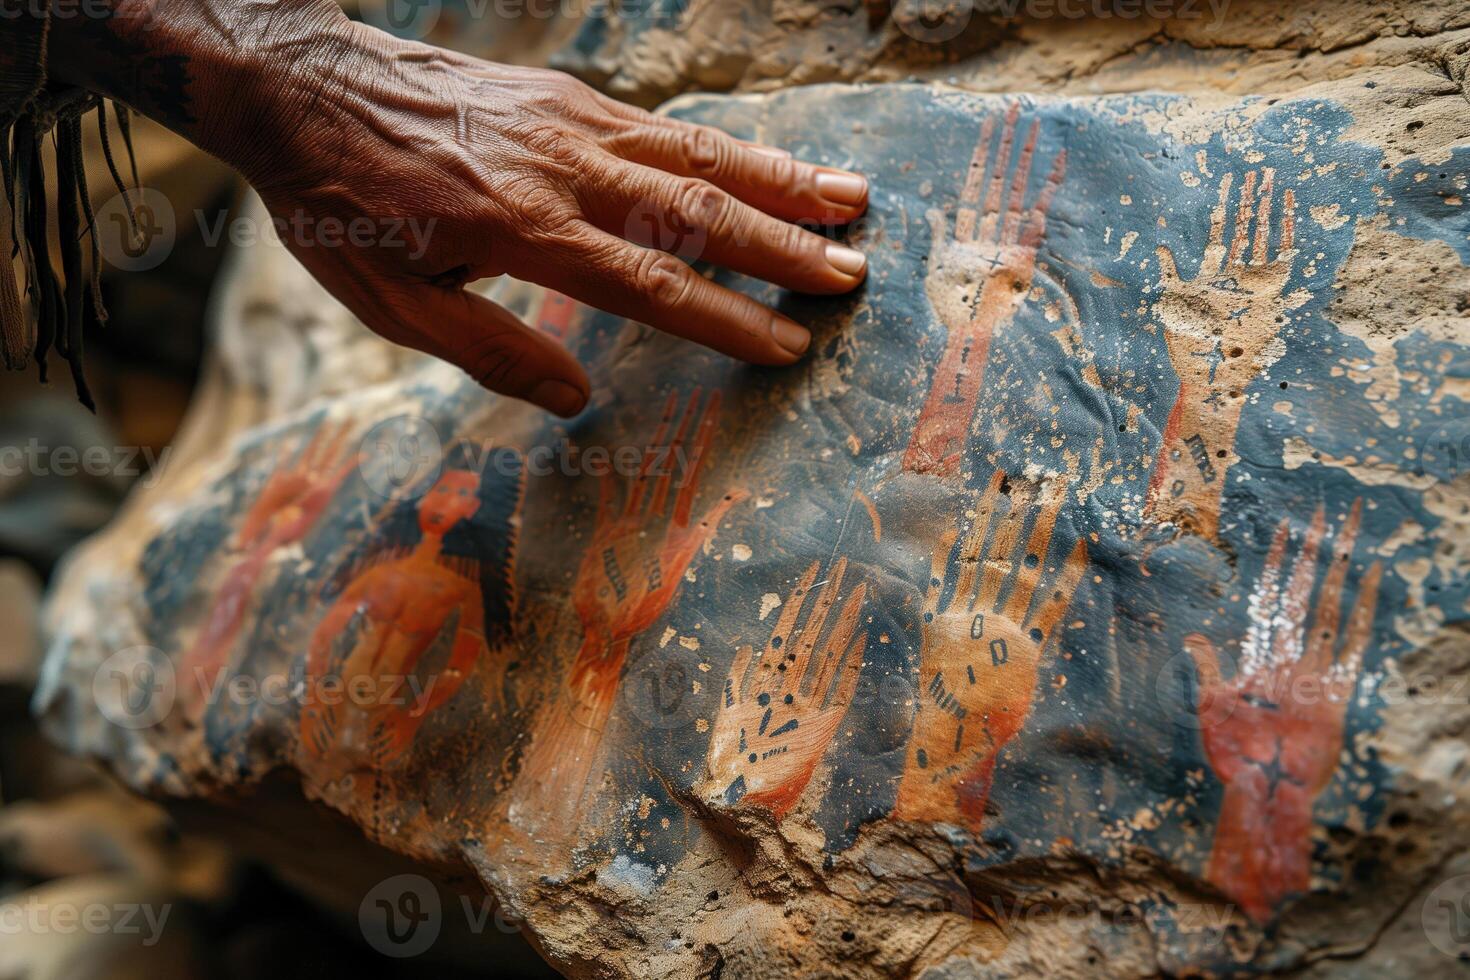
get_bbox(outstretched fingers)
[533,223,814,367]
[1004,476,1071,625]
[1018,150,1066,249]
[673,390,722,528]
[1000,119,1041,245]
[1029,539,1088,642]
[954,114,998,242]
[790,558,848,696]
[808,581,867,703]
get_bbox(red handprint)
[512,389,746,829]
[178,421,358,719]
[1186,500,1383,921]
[905,104,1067,477]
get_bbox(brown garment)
[2,1,136,410]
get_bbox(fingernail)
[749,145,792,159]
[825,244,867,277]
[815,171,867,207]
[529,379,587,417]
[770,315,810,357]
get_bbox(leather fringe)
[2,95,132,412]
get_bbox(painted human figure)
[1146,167,1308,540]
[1185,500,1382,922]
[701,558,868,817]
[894,469,1087,828]
[905,103,1067,476]
[178,421,358,720]
[298,441,523,771]
[511,389,745,828]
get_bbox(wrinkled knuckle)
[680,125,727,177]
[676,179,728,232]
[638,252,695,310]
[523,126,584,170]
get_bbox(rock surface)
[34,3,1470,977]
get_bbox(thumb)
[395,286,591,417]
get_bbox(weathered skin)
[33,5,1470,978]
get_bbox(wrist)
[44,0,351,178]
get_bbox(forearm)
[43,0,347,178]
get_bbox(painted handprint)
[905,104,1067,477]
[1185,500,1382,922]
[512,389,746,827]
[1146,167,1308,540]
[893,469,1087,829]
[178,420,358,719]
[699,558,868,818]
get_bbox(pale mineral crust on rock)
[34,2,1470,977]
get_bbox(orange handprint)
[1145,167,1307,540]
[1185,500,1382,922]
[512,389,746,828]
[179,420,358,719]
[905,104,1067,477]
[699,558,868,818]
[893,469,1087,829]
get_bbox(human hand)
[49,1,871,417]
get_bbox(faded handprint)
[1185,500,1382,922]
[1146,167,1308,540]
[699,558,868,818]
[893,469,1087,829]
[512,389,746,827]
[905,104,1067,477]
[179,421,358,719]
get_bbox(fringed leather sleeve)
[3,1,137,411]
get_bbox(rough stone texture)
[34,2,1470,977]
